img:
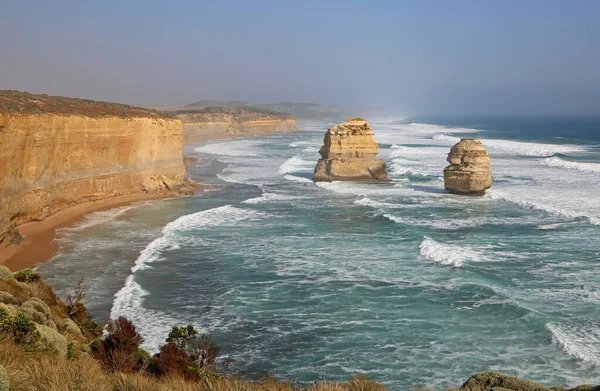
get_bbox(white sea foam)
[59,205,140,232]
[488,190,600,226]
[110,205,268,350]
[432,133,584,157]
[542,156,600,173]
[283,174,313,183]
[279,156,315,175]
[546,322,600,365]
[242,192,305,204]
[353,197,402,209]
[288,141,312,147]
[279,147,319,175]
[418,237,486,267]
[195,139,260,157]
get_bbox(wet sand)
[0,190,204,271]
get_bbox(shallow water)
[38,118,600,389]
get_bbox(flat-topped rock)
[443,138,492,195]
[313,118,388,182]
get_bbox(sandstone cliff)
[313,118,388,182]
[0,91,195,246]
[443,138,492,195]
[175,107,297,143]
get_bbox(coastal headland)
[0,91,197,270]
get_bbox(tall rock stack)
[313,118,388,182]
[443,138,492,195]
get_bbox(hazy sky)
[2,1,599,115]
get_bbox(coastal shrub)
[136,347,152,370]
[13,268,41,283]
[35,323,69,356]
[166,325,220,371]
[66,278,102,339]
[0,266,14,281]
[92,316,143,373]
[0,291,19,305]
[0,312,40,350]
[460,372,553,391]
[67,342,75,360]
[21,298,55,327]
[62,317,84,339]
[150,342,197,380]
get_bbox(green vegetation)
[13,268,41,283]
[0,90,174,119]
[0,310,40,350]
[173,105,293,117]
[180,99,349,121]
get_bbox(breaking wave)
[546,322,600,365]
[542,156,600,173]
[432,134,584,157]
[418,237,486,267]
[110,205,268,350]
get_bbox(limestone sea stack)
[313,118,388,182]
[443,138,492,195]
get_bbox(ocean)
[37,117,600,390]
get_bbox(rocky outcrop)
[313,118,388,182]
[175,107,297,143]
[443,138,492,195]
[0,91,195,245]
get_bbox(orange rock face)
[177,111,297,143]
[313,118,388,182]
[0,113,194,244]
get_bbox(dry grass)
[0,337,389,391]
[0,337,112,391]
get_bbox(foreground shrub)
[150,341,196,380]
[166,325,220,371]
[0,311,40,350]
[66,278,102,339]
[13,268,41,283]
[91,316,143,373]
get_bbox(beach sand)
[0,189,205,272]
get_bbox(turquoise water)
[37,118,600,389]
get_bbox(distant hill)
[161,100,350,122]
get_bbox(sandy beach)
[0,190,204,272]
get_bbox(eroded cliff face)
[443,138,492,196]
[177,112,297,143]
[0,113,194,245]
[313,118,388,182]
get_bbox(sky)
[1,0,599,116]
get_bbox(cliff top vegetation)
[172,106,294,118]
[0,90,174,119]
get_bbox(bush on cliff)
[65,278,102,339]
[13,268,41,283]
[0,309,40,350]
[148,325,220,380]
[91,316,144,373]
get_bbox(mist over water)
[38,118,600,389]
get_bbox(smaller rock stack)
[313,118,388,182]
[443,139,492,195]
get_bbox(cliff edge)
[313,118,388,182]
[174,107,297,143]
[0,90,195,247]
